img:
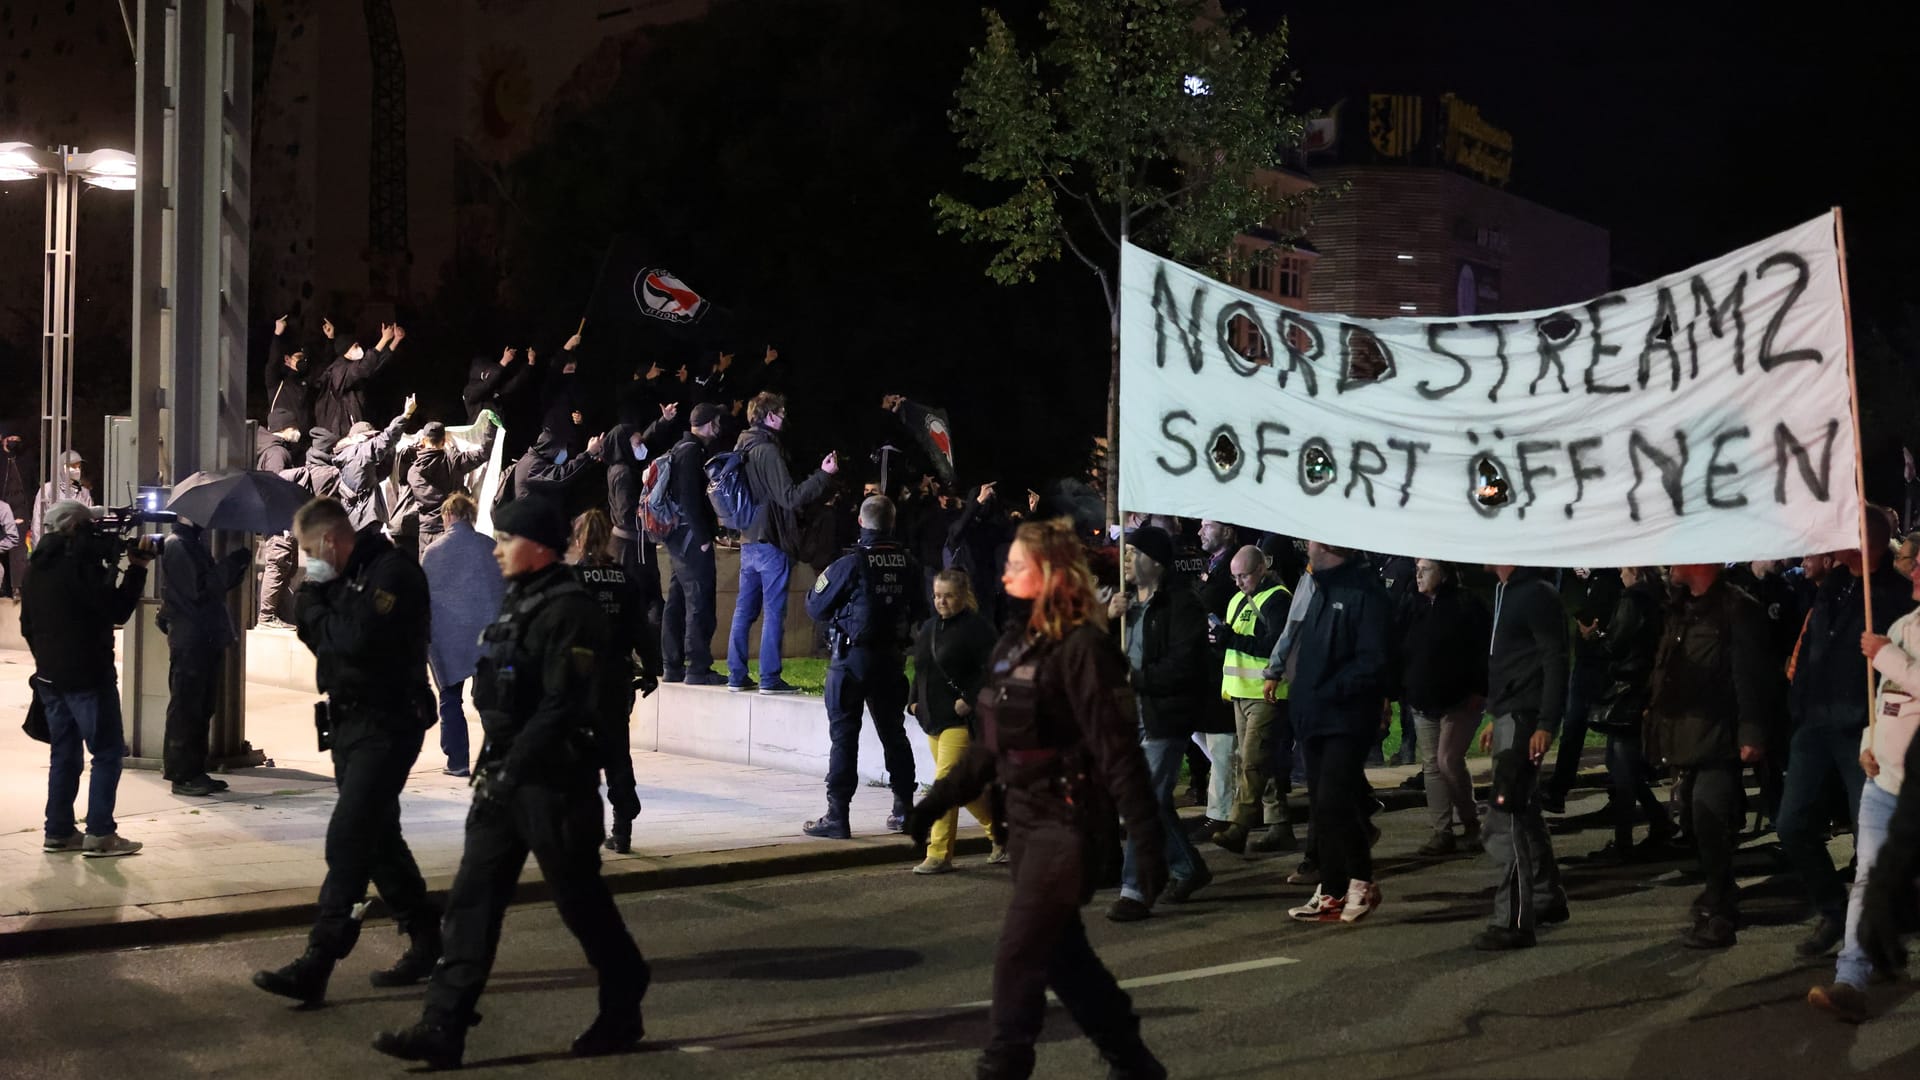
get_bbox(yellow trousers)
[927,726,994,862]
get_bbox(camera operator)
[20,500,154,858]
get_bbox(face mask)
[346,346,365,361]
[554,449,569,466]
[66,466,82,481]
[630,443,647,462]
[303,556,337,584]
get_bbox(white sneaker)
[1341,880,1382,924]
[1287,886,1346,922]
[81,833,143,858]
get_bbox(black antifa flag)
[900,399,956,488]
[587,236,755,366]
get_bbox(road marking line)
[677,956,1299,1053]
[953,955,1300,1009]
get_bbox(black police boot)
[886,794,912,834]
[802,802,852,840]
[370,923,443,988]
[603,823,633,854]
[974,1044,1036,1079]
[372,1019,466,1070]
[1092,1020,1167,1079]
[571,1005,645,1057]
[252,947,335,1005]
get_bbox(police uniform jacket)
[473,563,611,787]
[573,557,647,710]
[805,529,927,656]
[293,524,432,719]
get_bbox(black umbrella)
[166,470,312,534]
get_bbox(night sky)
[1237,3,1919,319]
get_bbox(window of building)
[1244,260,1274,295]
[1277,256,1304,300]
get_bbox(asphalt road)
[4,790,1917,1080]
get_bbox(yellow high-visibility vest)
[1222,583,1289,701]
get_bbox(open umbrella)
[166,470,313,534]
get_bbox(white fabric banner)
[1117,212,1860,566]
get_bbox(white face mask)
[66,466,82,481]
[303,555,337,584]
[630,443,647,462]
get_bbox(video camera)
[81,487,177,568]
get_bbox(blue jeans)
[40,680,127,839]
[1777,723,1868,923]
[728,542,792,684]
[1120,736,1205,901]
[1837,781,1898,989]
[438,679,471,773]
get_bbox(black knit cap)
[492,496,569,554]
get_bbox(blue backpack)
[704,450,760,532]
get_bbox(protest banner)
[1117,211,1861,567]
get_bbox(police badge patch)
[813,572,830,594]
[372,588,396,615]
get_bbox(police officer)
[374,496,649,1069]
[905,518,1168,1079]
[253,497,440,1005]
[801,495,927,839]
[567,507,655,854]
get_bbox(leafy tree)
[934,0,1324,520]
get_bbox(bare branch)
[1061,226,1116,316]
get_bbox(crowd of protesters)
[10,303,1920,1055]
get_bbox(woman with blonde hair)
[566,507,649,852]
[908,568,1003,873]
[905,518,1167,1079]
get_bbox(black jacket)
[310,344,393,436]
[1561,569,1624,670]
[293,524,432,717]
[1645,578,1770,767]
[264,332,313,434]
[1486,568,1570,735]
[254,429,299,473]
[158,524,249,652]
[21,530,148,690]
[735,423,833,555]
[511,427,598,503]
[462,354,537,423]
[1789,564,1915,731]
[1286,558,1395,739]
[1195,547,1237,620]
[1588,577,1666,731]
[911,609,997,736]
[474,563,610,786]
[1397,583,1490,714]
[407,415,497,535]
[598,419,672,541]
[1122,582,1218,740]
[665,432,719,557]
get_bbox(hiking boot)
[1212,824,1248,855]
[1418,829,1459,856]
[912,857,955,875]
[1474,927,1536,951]
[1796,916,1845,958]
[1341,880,1382,924]
[1250,824,1298,853]
[603,826,633,854]
[1105,897,1152,923]
[42,832,84,853]
[81,833,143,858]
[172,777,220,797]
[1683,914,1738,949]
[801,811,851,840]
[372,1020,466,1070]
[253,947,335,1005]
[758,678,801,695]
[1160,861,1213,903]
[571,1007,645,1057]
[1807,982,1869,1024]
[370,926,443,988]
[887,795,912,834]
[1288,887,1345,923]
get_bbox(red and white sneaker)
[1341,880,1382,924]
[1288,886,1346,923]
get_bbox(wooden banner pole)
[1834,206,1879,740]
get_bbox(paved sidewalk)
[0,648,956,956]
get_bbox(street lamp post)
[0,142,136,499]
